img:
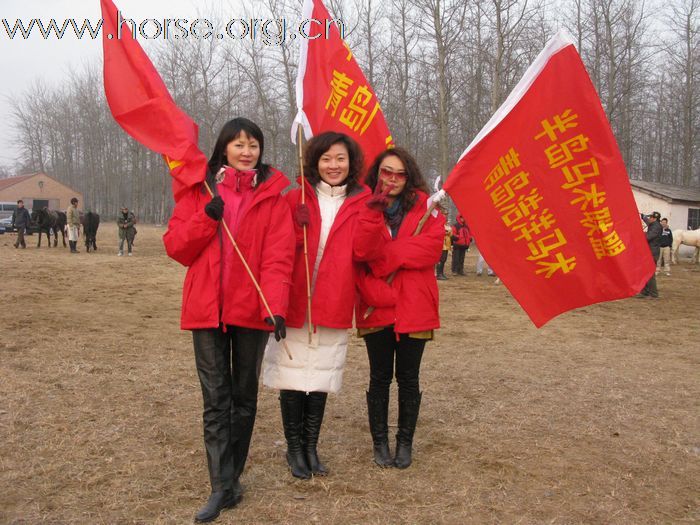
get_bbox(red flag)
[444,31,654,327]
[291,0,393,168]
[100,0,207,201]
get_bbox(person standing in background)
[656,218,673,276]
[66,197,81,253]
[474,239,495,277]
[11,199,31,249]
[638,211,662,298]
[117,207,137,256]
[435,222,451,281]
[450,215,471,275]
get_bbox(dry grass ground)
[1,225,698,524]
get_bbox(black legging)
[436,250,448,275]
[192,326,268,492]
[451,245,467,273]
[364,327,426,398]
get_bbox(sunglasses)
[379,167,407,180]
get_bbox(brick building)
[0,173,83,218]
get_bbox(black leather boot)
[279,390,311,479]
[194,490,237,523]
[303,392,329,476]
[366,391,393,467]
[394,391,422,469]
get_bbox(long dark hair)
[207,117,270,187]
[365,147,430,213]
[303,132,364,194]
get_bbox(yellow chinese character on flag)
[580,207,614,237]
[570,183,606,211]
[544,134,590,168]
[491,183,516,208]
[484,148,521,190]
[325,70,354,117]
[535,109,578,142]
[561,157,600,189]
[589,230,626,259]
[534,252,577,278]
[491,171,530,208]
[512,209,557,241]
[497,187,544,220]
[339,85,380,135]
[525,228,568,261]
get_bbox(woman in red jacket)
[263,132,368,479]
[353,147,444,470]
[163,118,294,523]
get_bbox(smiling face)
[225,131,261,171]
[317,142,350,186]
[378,154,407,199]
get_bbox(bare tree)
[666,0,700,186]
[6,0,697,225]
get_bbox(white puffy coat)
[262,181,350,393]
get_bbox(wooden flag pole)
[203,180,292,360]
[297,126,313,344]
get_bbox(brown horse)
[30,208,67,248]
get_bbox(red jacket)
[285,178,369,329]
[353,191,445,333]
[163,169,295,331]
[451,217,471,247]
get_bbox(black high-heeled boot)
[303,392,329,476]
[394,391,422,469]
[279,390,311,479]
[366,391,393,467]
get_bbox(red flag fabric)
[100,0,207,201]
[291,0,393,169]
[444,30,654,327]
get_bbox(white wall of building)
[631,189,697,260]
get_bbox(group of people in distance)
[434,213,495,280]
[163,117,445,523]
[11,197,137,255]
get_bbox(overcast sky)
[0,0,247,167]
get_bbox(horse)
[671,227,700,264]
[81,211,100,252]
[30,208,67,248]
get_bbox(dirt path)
[1,225,698,524]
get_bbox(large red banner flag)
[100,0,207,201]
[291,0,394,166]
[444,30,654,327]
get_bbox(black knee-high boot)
[394,391,422,469]
[279,390,311,479]
[366,391,393,467]
[303,392,329,476]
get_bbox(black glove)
[204,196,225,221]
[264,315,286,342]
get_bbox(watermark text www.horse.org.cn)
[2,13,346,46]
